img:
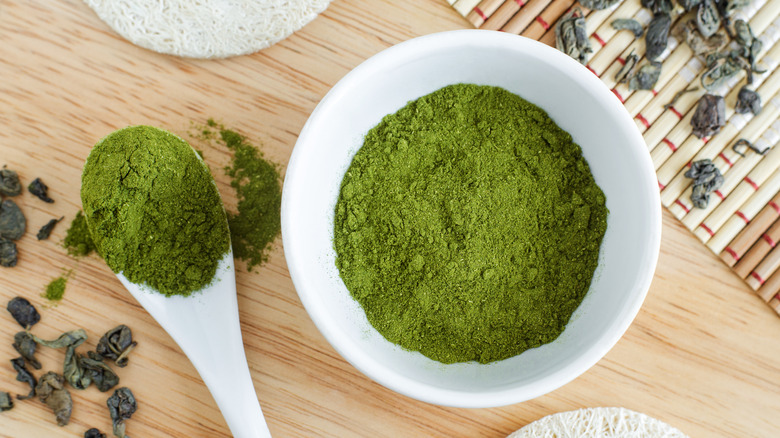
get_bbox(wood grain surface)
[1,1,779,437]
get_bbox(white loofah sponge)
[508,407,689,438]
[83,0,332,59]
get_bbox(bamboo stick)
[757,265,780,301]
[720,193,780,267]
[454,0,483,16]
[769,296,780,313]
[709,169,780,254]
[692,134,780,243]
[502,0,556,34]
[657,49,780,193]
[482,0,525,30]
[636,3,775,142]
[466,0,506,27]
[747,223,780,290]
[734,215,780,278]
[522,0,577,40]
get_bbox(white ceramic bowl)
[282,30,661,408]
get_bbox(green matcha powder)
[334,84,608,364]
[81,126,230,297]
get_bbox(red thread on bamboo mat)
[745,177,759,191]
[770,201,780,214]
[714,190,724,200]
[751,271,766,285]
[636,113,651,128]
[617,57,626,65]
[724,246,740,261]
[658,180,665,190]
[651,89,658,96]
[764,233,777,248]
[586,65,599,76]
[674,199,691,213]
[662,138,677,151]
[700,223,715,236]
[668,106,683,119]
[611,88,625,103]
[702,137,709,144]
[592,32,606,47]
[535,16,550,30]
[515,0,525,6]
[719,152,733,167]
[473,6,487,20]
[735,211,750,224]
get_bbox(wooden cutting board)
[1,0,779,436]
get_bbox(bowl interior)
[282,30,661,407]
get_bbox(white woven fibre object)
[508,407,689,438]
[83,0,332,58]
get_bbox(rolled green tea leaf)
[36,372,73,426]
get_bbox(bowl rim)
[281,29,662,408]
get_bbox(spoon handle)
[119,253,272,437]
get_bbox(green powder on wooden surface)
[333,84,608,364]
[81,126,230,297]
[195,119,282,271]
[43,275,68,302]
[63,211,96,257]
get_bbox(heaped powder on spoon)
[333,84,608,364]
[81,126,230,297]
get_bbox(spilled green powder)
[63,211,96,257]
[196,119,282,271]
[334,84,608,364]
[43,275,68,302]
[81,126,230,297]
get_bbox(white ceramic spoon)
[116,250,272,438]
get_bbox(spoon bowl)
[117,250,272,438]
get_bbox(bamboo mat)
[450,0,780,317]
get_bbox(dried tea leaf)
[673,19,727,57]
[31,329,87,349]
[690,94,725,138]
[629,62,662,90]
[85,428,107,438]
[733,19,753,49]
[697,0,721,39]
[80,355,119,392]
[736,86,761,115]
[555,8,591,65]
[615,51,640,84]
[0,199,26,241]
[701,56,740,91]
[641,0,674,14]
[96,325,137,368]
[7,297,40,328]
[11,357,37,400]
[611,18,644,37]
[0,166,21,197]
[646,13,671,61]
[107,387,137,438]
[664,86,699,109]
[0,391,13,411]
[0,238,17,267]
[37,216,64,240]
[28,178,54,203]
[679,0,703,10]
[13,331,41,369]
[579,0,622,10]
[36,372,73,426]
[64,347,92,390]
[720,0,750,17]
[732,138,768,157]
[685,159,724,209]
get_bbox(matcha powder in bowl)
[333,84,608,364]
[81,126,230,297]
